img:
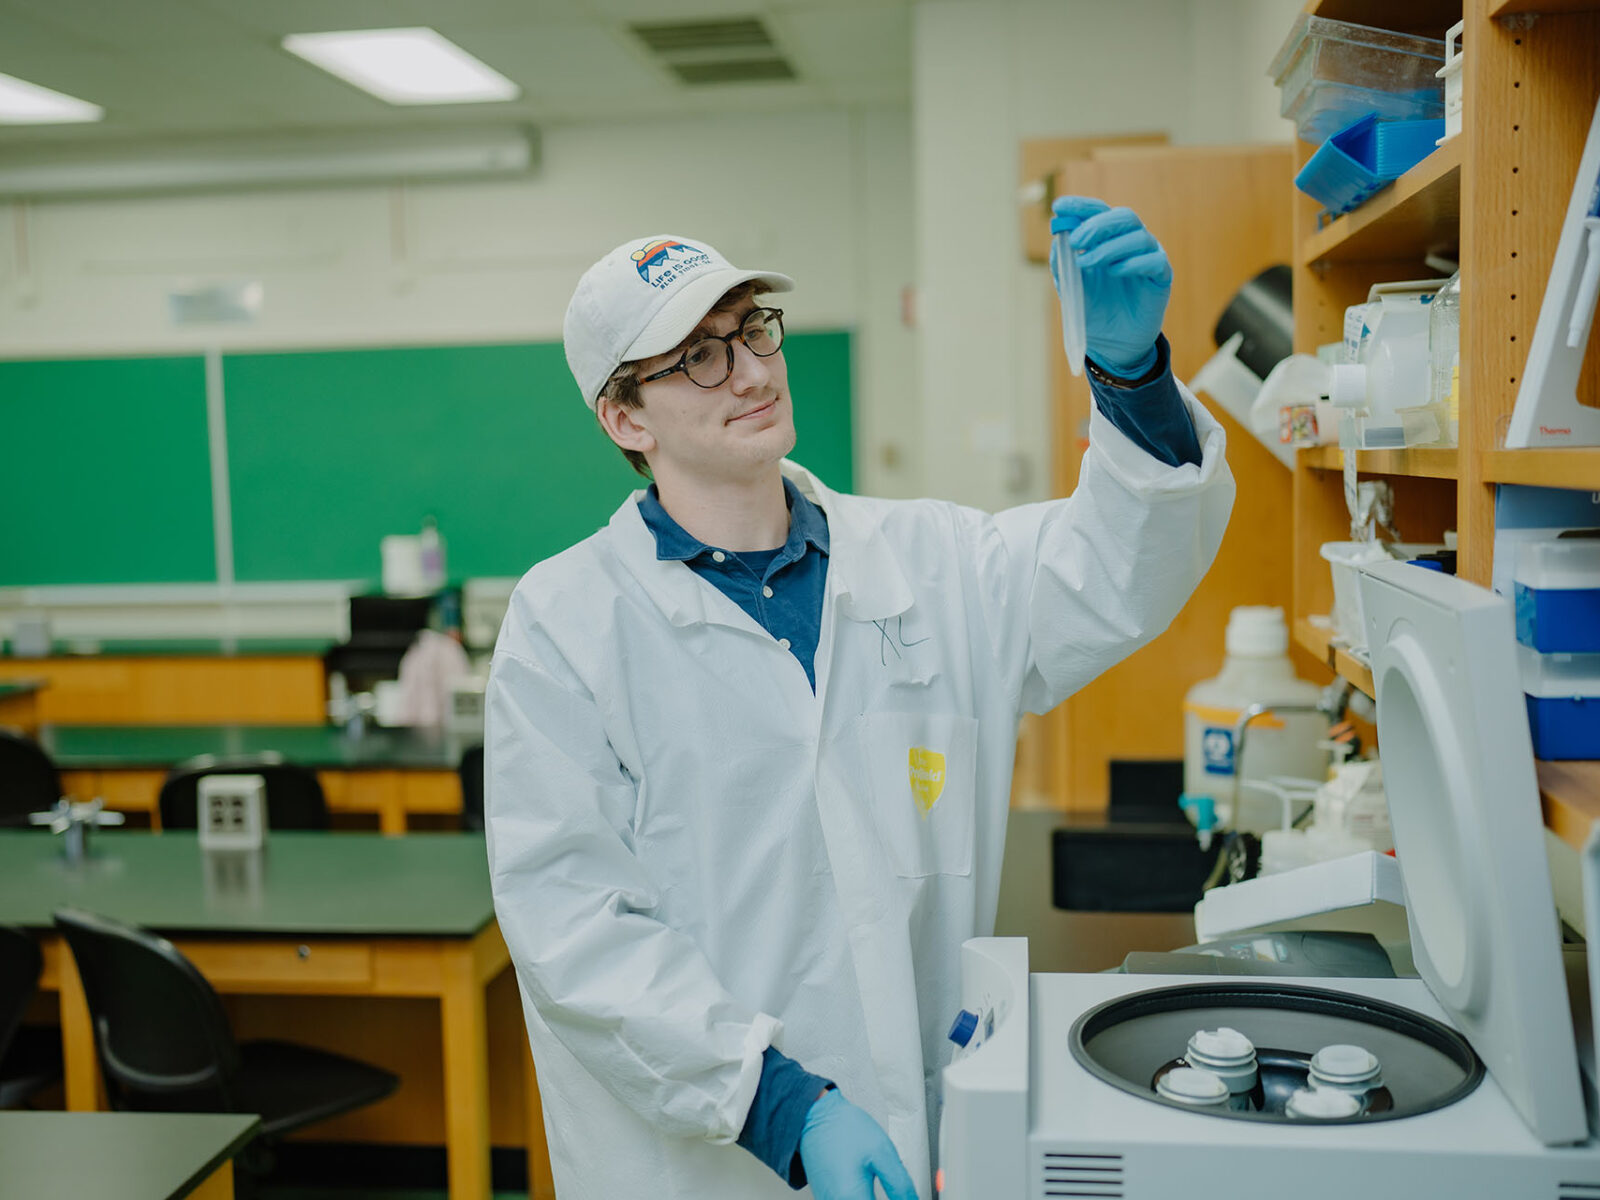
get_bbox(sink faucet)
[29,797,126,864]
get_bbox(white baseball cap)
[563,235,794,409]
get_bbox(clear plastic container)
[1426,270,1461,445]
[1270,15,1446,143]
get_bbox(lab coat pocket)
[859,712,977,878]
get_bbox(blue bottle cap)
[948,1009,979,1047]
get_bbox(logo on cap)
[632,239,711,290]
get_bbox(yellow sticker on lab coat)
[908,747,946,815]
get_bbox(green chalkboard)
[0,356,215,586]
[1,334,852,587]
[224,332,854,582]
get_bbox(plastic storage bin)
[1270,15,1446,144]
[1514,539,1600,653]
[1295,113,1445,215]
[1437,20,1464,144]
[1519,644,1600,760]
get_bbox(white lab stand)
[1505,89,1600,448]
[939,563,1600,1198]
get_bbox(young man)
[486,201,1235,1200]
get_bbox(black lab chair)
[0,926,62,1107]
[54,908,397,1175]
[458,743,485,833]
[158,755,329,831]
[0,730,61,828]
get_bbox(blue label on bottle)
[1202,727,1234,776]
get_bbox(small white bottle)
[1183,1027,1260,1112]
[419,515,447,592]
[1309,1045,1383,1097]
[1182,607,1327,835]
[327,671,351,724]
[1285,1087,1362,1120]
[1154,1067,1230,1110]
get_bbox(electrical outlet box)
[197,774,267,851]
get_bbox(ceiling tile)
[0,0,250,49]
[444,21,664,102]
[189,0,586,38]
[771,6,909,88]
[0,47,126,110]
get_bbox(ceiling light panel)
[281,27,520,106]
[0,72,104,124]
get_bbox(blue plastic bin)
[1526,695,1600,760]
[1514,539,1600,654]
[1521,645,1600,759]
[1294,113,1446,216]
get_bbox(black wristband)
[1085,337,1169,390]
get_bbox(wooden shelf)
[1294,617,1376,698]
[1310,1,1462,34]
[1480,448,1600,489]
[1538,761,1600,853]
[1490,0,1600,14]
[1300,444,1460,479]
[1301,139,1461,267]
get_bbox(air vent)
[630,16,798,87]
[632,18,774,54]
[668,58,796,86]
[1559,1182,1600,1200]
[1041,1150,1124,1198]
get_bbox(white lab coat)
[485,389,1234,1200]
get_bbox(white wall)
[912,0,1302,511]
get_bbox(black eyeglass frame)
[638,307,786,389]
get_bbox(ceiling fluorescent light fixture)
[0,72,104,124]
[0,127,539,200]
[282,28,519,105]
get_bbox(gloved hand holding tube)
[798,1087,920,1200]
[1049,196,1173,378]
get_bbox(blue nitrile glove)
[1049,195,1173,377]
[797,1088,919,1200]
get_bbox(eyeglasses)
[639,307,785,389]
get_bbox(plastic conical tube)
[1050,228,1087,377]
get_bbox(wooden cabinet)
[1015,142,1306,812]
[0,655,326,723]
[1288,0,1600,847]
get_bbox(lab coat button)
[778,638,791,650]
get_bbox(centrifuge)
[939,561,1600,1198]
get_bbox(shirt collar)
[637,476,829,564]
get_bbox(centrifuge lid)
[1358,559,1587,1145]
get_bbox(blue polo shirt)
[636,351,1198,1188]
[638,474,830,691]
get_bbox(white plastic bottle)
[419,515,447,592]
[1182,606,1328,835]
